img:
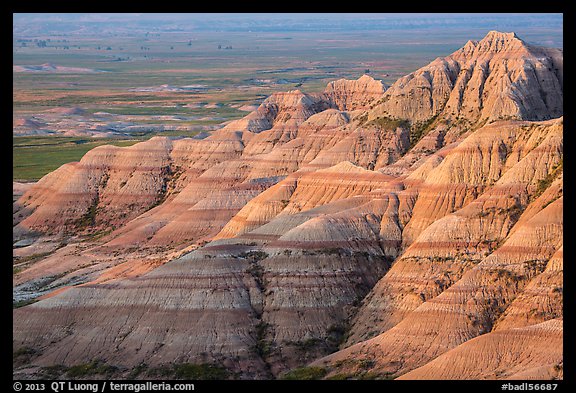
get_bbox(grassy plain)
[14,28,560,181]
[13,137,145,181]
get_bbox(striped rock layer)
[13,31,563,380]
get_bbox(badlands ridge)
[13,31,563,380]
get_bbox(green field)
[13,137,145,181]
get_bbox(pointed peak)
[270,89,305,96]
[328,74,381,86]
[486,30,518,39]
[267,89,307,101]
[319,161,372,174]
[272,89,305,96]
[358,74,376,81]
[429,57,449,67]
[464,39,478,49]
[453,31,528,59]
[481,30,522,44]
[264,89,318,109]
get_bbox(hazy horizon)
[13,13,563,48]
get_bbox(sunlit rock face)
[13,31,563,380]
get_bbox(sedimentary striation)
[13,31,563,380]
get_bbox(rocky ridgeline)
[13,31,563,380]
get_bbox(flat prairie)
[13,29,496,181]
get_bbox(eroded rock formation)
[13,31,563,380]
